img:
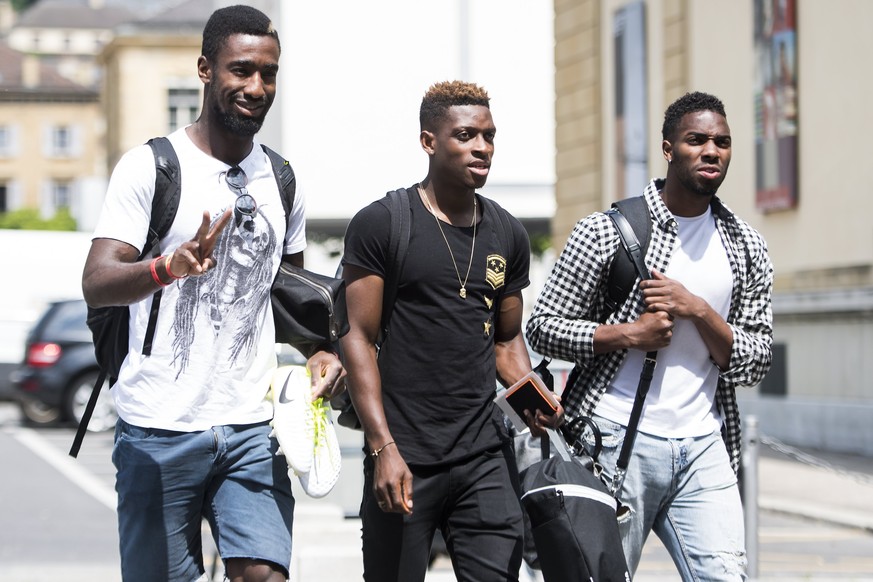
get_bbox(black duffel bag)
[518,416,631,582]
[271,260,349,354]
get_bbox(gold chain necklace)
[420,186,477,299]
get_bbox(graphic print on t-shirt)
[170,205,278,378]
[485,254,506,290]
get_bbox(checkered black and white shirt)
[526,179,773,472]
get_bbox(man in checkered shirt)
[527,92,773,581]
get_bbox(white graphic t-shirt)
[92,128,306,431]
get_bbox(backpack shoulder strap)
[145,137,181,258]
[478,196,515,305]
[261,144,296,234]
[603,195,651,314]
[142,137,183,357]
[379,188,412,338]
[479,195,513,256]
[612,195,651,249]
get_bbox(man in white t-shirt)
[82,6,343,582]
[527,92,774,581]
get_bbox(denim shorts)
[113,419,295,582]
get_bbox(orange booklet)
[494,371,559,431]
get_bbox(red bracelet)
[150,256,169,287]
[164,253,184,280]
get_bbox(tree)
[11,0,38,13]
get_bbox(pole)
[743,414,760,580]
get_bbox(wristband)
[164,253,184,280]
[370,441,395,458]
[150,256,169,287]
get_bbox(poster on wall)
[614,1,647,199]
[754,0,797,211]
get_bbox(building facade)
[0,41,101,226]
[553,0,873,454]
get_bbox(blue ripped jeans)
[585,415,747,582]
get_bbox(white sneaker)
[270,365,314,475]
[298,398,342,498]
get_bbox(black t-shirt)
[343,185,531,467]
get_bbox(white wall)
[278,0,555,221]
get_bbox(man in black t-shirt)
[341,81,564,582]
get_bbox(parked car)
[10,298,115,430]
[11,299,314,432]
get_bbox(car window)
[41,300,92,342]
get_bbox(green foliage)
[11,0,38,12]
[529,233,552,258]
[0,207,78,231]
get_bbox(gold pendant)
[460,287,467,299]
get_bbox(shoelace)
[311,397,329,450]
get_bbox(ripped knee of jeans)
[715,549,748,579]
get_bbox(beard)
[677,168,725,197]
[213,103,266,136]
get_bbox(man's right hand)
[167,209,232,278]
[630,309,675,351]
[372,444,413,515]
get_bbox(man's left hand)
[524,397,565,438]
[306,349,346,401]
[640,270,705,321]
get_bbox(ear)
[197,55,211,85]
[662,139,673,164]
[420,130,436,156]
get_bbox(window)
[43,125,79,158]
[0,126,11,157]
[52,126,71,156]
[52,181,71,209]
[168,88,200,132]
[0,183,7,213]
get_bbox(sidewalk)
[756,436,873,533]
[286,438,873,581]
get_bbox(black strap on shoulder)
[604,202,657,496]
[142,137,182,357]
[262,144,296,230]
[603,195,651,315]
[378,188,412,342]
[606,202,651,286]
[145,137,181,256]
[479,195,513,253]
[479,196,515,310]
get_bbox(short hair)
[420,81,490,131]
[661,91,726,141]
[201,5,280,62]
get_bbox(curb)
[759,495,873,534]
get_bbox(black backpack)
[533,195,651,393]
[70,137,297,457]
